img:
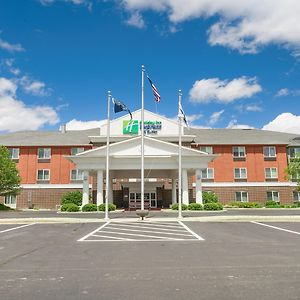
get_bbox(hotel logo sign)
[123,120,162,135]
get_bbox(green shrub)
[188,203,203,210]
[203,192,219,204]
[171,203,188,210]
[61,191,82,206]
[227,201,262,208]
[98,203,116,211]
[203,202,223,210]
[293,202,300,207]
[61,203,80,212]
[82,203,97,212]
[0,203,12,210]
[265,200,280,207]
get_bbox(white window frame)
[4,194,16,205]
[9,148,20,160]
[199,146,213,154]
[293,191,300,202]
[235,191,248,202]
[234,168,247,179]
[71,147,84,156]
[201,168,214,179]
[38,148,51,159]
[70,169,83,181]
[37,169,50,181]
[232,146,246,158]
[265,167,278,179]
[263,146,276,158]
[267,191,280,202]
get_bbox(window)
[38,148,51,159]
[201,168,214,179]
[234,168,247,179]
[5,194,16,205]
[264,146,276,158]
[265,167,278,179]
[293,191,300,202]
[233,146,246,158]
[9,148,19,159]
[235,191,248,202]
[71,147,84,155]
[288,147,300,159]
[37,169,50,181]
[267,191,280,202]
[70,169,83,181]
[199,146,213,154]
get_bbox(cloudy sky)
[0,0,300,133]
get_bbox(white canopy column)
[82,170,89,206]
[182,169,189,205]
[172,178,177,205]
[195,169,203,204]
[96,170,104,206]
[109,177,113,204]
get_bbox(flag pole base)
[136,209,149,220]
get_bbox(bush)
[188,203,203,210]
[98,203,116,211]
[203,192,219,204]
[203,202,223,210]
[61,191,82,206]
[171,203,188,210]
[227,202,262,208]
[0,203,12,210]
[61,203,80,212]
[265,200,280,208]
[82,203,97,212]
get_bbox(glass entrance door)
[129,192,155,209]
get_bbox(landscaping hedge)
[202,192,219,204]
[61,191,82,206]
[82,204,97,212]
[98,203,116,211]
[61,203,80,212]
[171,203,188,210]
[188,203,203,210]
[0,203,12,211]
[227,202,262,208]
[203,202,223,210]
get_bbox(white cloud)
[226,119,255,129]
[126,12,145,28]
[189,76,262,104]
[19,76,51,97]
[121,0,300,55]
[2,59,21,76]
[208,110,224,126]
[40,0,91,7]
[262,113,300,134]
[0,38,24,53]
[0,77,59,132]
[276,88,289,97]
[66,119,106,130]
[245,104,262,112]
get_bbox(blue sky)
[0,0,300,133]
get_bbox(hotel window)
[37,169,50,181]
[38,148,51,159]
[267,191,280,202]
[201,168,214,179]
[293,191,300,202]
[5,194,16,205]
[71,169,83,181]
[235,191,248,202]
[199,146,213,154]
[71,147,84,155]
[234,168,247,179]
[263,146,276,158]
[9,148,19,160]
[265,167,278,179]
[232,146,246,158]
[288,147,300,159]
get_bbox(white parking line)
[78,221,204,242]
[0,223,35,234]
[251,221,300,236]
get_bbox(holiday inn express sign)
[123,120,162,135]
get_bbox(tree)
[0,146,21,196]
[286,153,300,191]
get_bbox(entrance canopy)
[66,135,216,172]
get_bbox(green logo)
[123,120,139,134]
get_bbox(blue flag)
[112,98,132,119]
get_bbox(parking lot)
[0,220,299,300]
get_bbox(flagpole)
[141,65,145,211]
[105,91,111,221]
[178,89,183,219]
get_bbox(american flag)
[147,76,161,102]
[178,101,188,127]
